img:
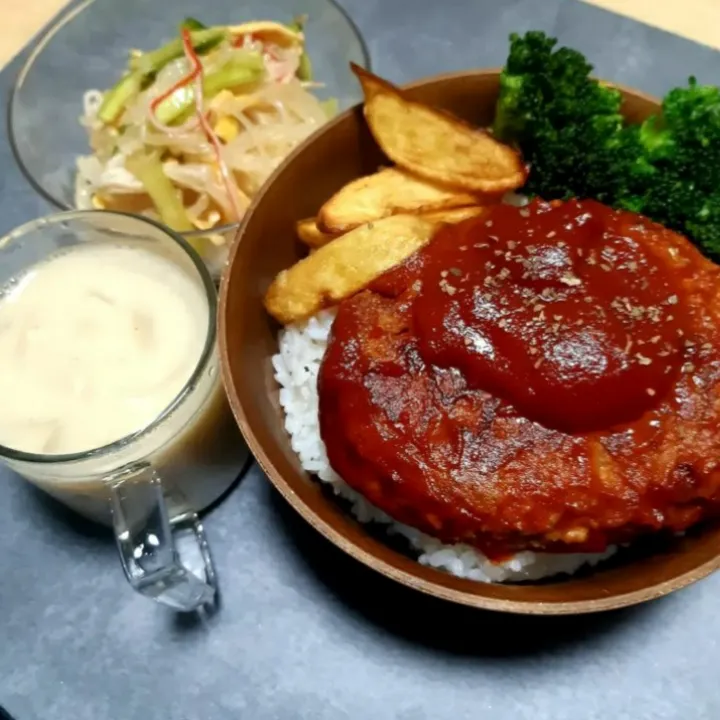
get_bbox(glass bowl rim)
[0,208,218,466]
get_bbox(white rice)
[272,310,615,583]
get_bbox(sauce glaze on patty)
[318,200,720,557]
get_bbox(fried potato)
[296,217,340,248]
[351,64,526,194]
[317,167,478,233]
[421,205,488,226]
[265,215,436,324]
[297,205,488,251]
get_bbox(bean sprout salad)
[76,17,336,266]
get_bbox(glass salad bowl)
[9,0,369,278]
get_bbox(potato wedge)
[421,205,488,225]
[297,205,488,251]
[265,215,436,324]
[296,217,340,248]
[351,64,526,194]
[317,167,477,233]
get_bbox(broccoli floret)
[629,78,720,256]
[493,32,643,204]
[623,171,720,258]
[637,115,675,162]
[686,198,720,256]
[645,79,720,187]
[495,33,720,259]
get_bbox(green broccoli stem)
[492,74,525,141]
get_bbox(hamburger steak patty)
[318,200,720,558]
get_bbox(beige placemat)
[3,0,69,68]
[2,0,720,69]
[584,0,720,51]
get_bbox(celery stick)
[320,98,339,119]
[297,52,313,81]
[153,56,264,125]
[100,27,225,124]
[153,86,195,125]
[125,151,194,233]
[287,15,307,32]
[180,17,206,31]
[131,28,227,76]
[285,17,312,81]
[204,58,263,95]
[98,72,143,124]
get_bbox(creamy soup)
[0,242,245,524]
[0,243,207,454]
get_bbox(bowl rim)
[219,68,720,615]
[6,0,371,241]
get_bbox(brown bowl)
[219,70,720,615]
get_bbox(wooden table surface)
[3,0,720,69]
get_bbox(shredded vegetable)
[75,16,336,268]
[181,27,245,225]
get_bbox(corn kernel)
[213,116,240,143]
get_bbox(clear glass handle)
[108,464,217,612]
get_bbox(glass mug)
[0,212,248,611]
